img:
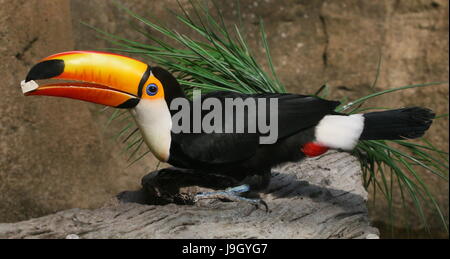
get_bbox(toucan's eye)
[146,83,158,96]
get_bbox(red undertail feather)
[301,142,329,157]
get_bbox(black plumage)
[167,91,340,188]
[360,107,435,140]
[149,69,434,191]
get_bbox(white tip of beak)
[21,80,39,94]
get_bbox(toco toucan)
[21,51,435,207]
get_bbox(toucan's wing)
[170,91,259,165]
[169,92,340,166]
[170,131,260,166]
[265,93,341,138]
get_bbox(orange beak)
[22,51,151,108]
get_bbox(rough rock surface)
[0,151,379,239]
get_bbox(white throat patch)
[131,99,172,162]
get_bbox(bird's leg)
[192,170,271,211]
[118,167,271,211]
[194,184,268,212]
[142,167,240,205]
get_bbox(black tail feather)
[359,107,435,140]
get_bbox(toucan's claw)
[194,184,269,212]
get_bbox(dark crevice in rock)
[15,37,39,62]
[319,14,329,68]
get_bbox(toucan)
[21,51,435,207]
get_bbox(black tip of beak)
[25,59,65,82]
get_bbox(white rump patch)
[315,114,365,150]
[20,80,39,94]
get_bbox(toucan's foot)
[194,184,268,212]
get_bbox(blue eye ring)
[146,83,158,96]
